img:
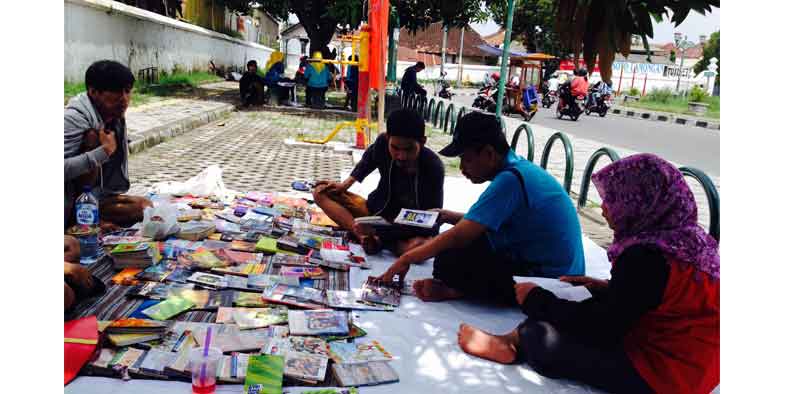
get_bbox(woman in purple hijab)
[455,153,720,394]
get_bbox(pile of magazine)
[86,190,403,391]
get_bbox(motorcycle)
[555,82,584,121]
[542,90,557,108]
[584,82,612,117]
[472,83,499,113]
[436,72,455,100]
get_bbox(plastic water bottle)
[75,186,100,264]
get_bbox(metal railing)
[511,124,535,162]
[540,132,575,194]
[577,148,621,208]
[426,98,435,121]
[434,101,445,129]
[444,103,455,134]
[396,93,720,243]
[679,167,721,241]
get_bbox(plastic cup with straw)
[189,327,221,394]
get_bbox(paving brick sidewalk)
[128,110,355,194]
[124,81,241,154]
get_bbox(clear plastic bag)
[141,201,180,240]
[150,165,236,202]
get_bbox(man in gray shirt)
[64,60,151,228]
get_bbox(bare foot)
[413,279,463,302]
[457,323,517,364]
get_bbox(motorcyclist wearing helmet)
[571,68,589,98]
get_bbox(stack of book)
[103,318,169,347]
[110,243,155,269]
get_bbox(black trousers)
[433,236,523,305]
[516,320,653,394]
[306,86,327,108]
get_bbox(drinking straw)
[199,327,213,386]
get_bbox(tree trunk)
[292,3,336,58]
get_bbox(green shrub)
[642,88,673,104]
[627,87,641,96]
[688,85,709,103]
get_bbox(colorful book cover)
[138,348,177,375]
[331,361,400,387]
[188,249,228,269]
[225,275,250,290]
[279,266,326,279]
[164,267,194,284]
[324,323,368,343]
[289,337,330,358]
[360,280,401,307]
[244,355,284,394]
[327,340,393,364]
[106,318,168,333]
[135,261,174,282]
[262,284,325,310]
[255,237,279,254]
[232,240,259,253]
[248,274,299,290]
[141,296,195,320]
[213,262,267,277]
[283,351,329,382]
[111,268,142,285]
[111,242,150,254]
[234,291,269,307]
[232,307,289,329]
[187,272,228,289]
[288,310,349,336]
[325,290,394,311]
[219,249,265,265]
[129,300,162,319]
[271,254,313,267]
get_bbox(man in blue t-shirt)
[377,112,585,305]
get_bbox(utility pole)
[495,0,515,120]
[674,32,688,94]
[440,25,448,80]
[457,26,465,87]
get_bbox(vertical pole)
[617,65,623,95]
[495,0,515,119]
[642,72,648,96]
[676,50,685,93]
[440,25,448,78]
[386,16,399,82]
[457,26,465,87]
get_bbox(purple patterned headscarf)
[591,153,720,279]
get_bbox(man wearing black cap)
[313,109,445,255]
[377,111,585,305]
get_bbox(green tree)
[693,30,719,82]
[250,0,500,57]
[552,0,719,83]
[488,0,570,57]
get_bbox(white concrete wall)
[65,0,274,82]
[396,61,500,83]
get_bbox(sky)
[470,6,720,45]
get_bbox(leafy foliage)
[488,0,570,57]
[641,87,673,104]
[552,1,719,83]
[688,85,709,103]
[693,31,719,78]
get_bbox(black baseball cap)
[438,111,508,157]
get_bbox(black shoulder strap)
[503,167,525,193]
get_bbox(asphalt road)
[445,90,720,177]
